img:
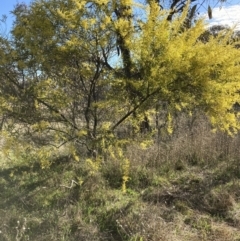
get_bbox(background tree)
[0,0,240,167]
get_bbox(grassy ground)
[1,116,240,240]
[1,144,240,240]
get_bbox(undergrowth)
[1,116,240,240]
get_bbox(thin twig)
[60,180,78,189]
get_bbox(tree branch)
[112,89,159,130]
[36,98,79,130]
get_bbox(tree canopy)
[0,0,240,167]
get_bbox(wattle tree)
[0,0,239,171]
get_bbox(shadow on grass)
[142,159,240,220]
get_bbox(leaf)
[189,4,197,20]
[208,5,212,19]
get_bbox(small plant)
[15,218,28,241]
[0,218,29,241]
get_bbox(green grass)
[1,145,240,240]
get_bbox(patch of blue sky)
[0,0,32,35]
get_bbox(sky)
[0,0,32,34]
[205,0,240,30]
[0,0,240,33]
